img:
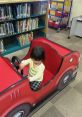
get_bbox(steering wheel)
[11,56,23,75]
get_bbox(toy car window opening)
[23,40,63,88]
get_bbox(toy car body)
[0,37,80,117]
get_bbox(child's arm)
[19,58,31,70]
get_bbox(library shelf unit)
[0,0,48,55]
[48,0,72,31]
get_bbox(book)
[17,32,33,47]
[16,3,31,18]
[0,39,5,52]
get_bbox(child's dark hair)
[30,46,45,61]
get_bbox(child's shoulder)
[27,58,32,62]
[23,58,32,63]
[40,62,45,69]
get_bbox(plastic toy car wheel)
[7,104,31,117]
[57,70,73,90]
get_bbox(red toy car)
[0,37,80,117]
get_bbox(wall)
[70,0,82,20]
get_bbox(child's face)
[33,59,42,66]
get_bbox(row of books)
[49,17,68,25]
[0,18,39,37]
[16,3,31,18]
[17,32,33,47]
[17,18,39,33]
[51,2,63,10]
[0,2,47,20]
[0,23,14,36]
[50,1,71,12]
[41,2,47,14]
[0,6,13,20]
[33,1,47,15]
[16,2,47,17]
[50,15,61,22]
[49,10,68,17]
[0,32,33,53]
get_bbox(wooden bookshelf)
[0,0,48,55]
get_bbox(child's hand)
[18,69,21,73]
[19,62,24,70]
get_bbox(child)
[19,46,45,91]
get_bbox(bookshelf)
[0,0,48,55]
[48,0,72,31]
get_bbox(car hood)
[0,57,21,92]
